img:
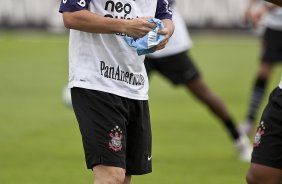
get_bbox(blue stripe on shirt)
[155,0,173,20]
[59,0,91,13]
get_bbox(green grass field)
[0,31,281,184]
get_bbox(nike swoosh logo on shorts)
[148,155,152,161]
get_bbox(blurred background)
[0,0,282,183]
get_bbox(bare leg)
[123,175,131,184]
[186,76,253,161]
[258,62,274,79]
[246,62,273,122]
[186,76,232,124]
[93,165,126,184]
[246,163,282,184]
[241,62,274,135]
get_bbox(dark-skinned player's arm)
[265,0,282,6]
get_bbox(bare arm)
[265,3,280,10]
[247,2,279,26]
[62,10,156,38]
[265,0,282,6]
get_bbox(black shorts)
[251,87,282,169]
[71,87,152,175]
[261,28,282,63]
[144,51,200,85]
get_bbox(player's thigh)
[247,163,282,184]
[71,87,129,170]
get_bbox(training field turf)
[0,31,281,184]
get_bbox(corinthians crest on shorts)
[253,121,266,147]
[109,126,123,152]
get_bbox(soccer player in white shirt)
[145,0,252,162]
[59,0,174,183]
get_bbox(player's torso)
[68,0,159,100]
[264,8,282,31]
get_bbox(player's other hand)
[251,9,266,26]
[125,18,156,38]
[243,6,267,27]
[154,27,169,51]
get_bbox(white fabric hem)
[68,81,149,101]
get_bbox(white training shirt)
[60,0,172,100]
[263,7,282,31]
[146,5,192,58]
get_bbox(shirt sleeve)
[59,0,91,13]
[155,0,173,20]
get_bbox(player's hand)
[154,27,170,51]
[244,6,267,27]
[251,8,267,26]
[124,18,156,38]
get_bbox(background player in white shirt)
[59,0,174,183]
[240,0,282,136]
[145,1,252,161]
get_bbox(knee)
[246,171,259,184]
[94,166,125,184]
[110,169,125,184]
